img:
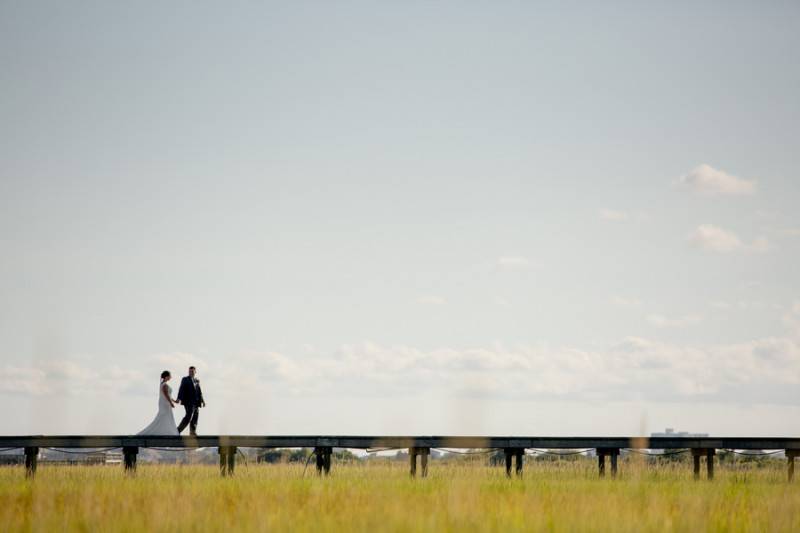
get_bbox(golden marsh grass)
[1,459,798,532]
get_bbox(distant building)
[650,428,708,438]
[104,452,123,465]
[647,428,709,454]
[0,449,41,465]
[0,454,25,465]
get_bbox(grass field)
[1,459,798,532]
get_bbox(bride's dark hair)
[161,370,171,380]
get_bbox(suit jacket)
[177,376,204,406]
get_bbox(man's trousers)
[177,404,199,434]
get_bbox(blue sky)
[1,1,799,436]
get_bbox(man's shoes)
[190,432,198,437]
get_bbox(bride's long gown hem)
[137,381,179,436]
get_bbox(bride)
[137,370,179,435]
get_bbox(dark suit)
[176,376,204,434]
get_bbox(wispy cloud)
[492,296,511,307]
[688,224,770,254]
[611,296,641,308]
[598,209,649,223]
[417,295,447,306]
[496,256,533,269]
[710,300,774,312]
[0,363,146,396]
[646,314,703,328]
[6,304,800,407]
[783,301,800,338]
[153,352,207,371]
[5,334,800,405]
[0,366,48,395]
[599,209,629,222]
[678,164,756,196]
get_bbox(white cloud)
[678,164,756,196]
[710,300,769,311]
[0,366,49,395]
[646,314,703,328]
[497,256,532,269]
[599,209,629,222]
[611,296,641,308]
[6,330,800,406]
[5,304,799,407]
[153,352,208,371]
[783,301,800,338]
[750,237,770,253]
[417,295,447,306]
[0,363,147,396]
[688,224,770,254]
[689,224,742,252]
[492,296,511,307]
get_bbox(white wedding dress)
[137,380,179,435]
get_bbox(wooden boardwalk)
[2,435,798,480]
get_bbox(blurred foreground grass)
[1,459,798,532]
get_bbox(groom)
[176,366,205,436]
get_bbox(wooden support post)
[409,447,429,478]
[503,448,524,477]
[218,446,236,476]
[597,448,618,478]
[123,446,138,474]
[316,448,324,474]
[24,447,38,478]
[219,447,226,475]
[314,447,331,476]
[706,449,715,481]
[228,447,236,475]
[691,449,714,480]
[788,450,798,482]
[610,451,618,478]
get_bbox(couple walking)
[137,366,206,436]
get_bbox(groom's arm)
[176,378,187,403]
[197,384,205,407]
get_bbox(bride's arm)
[162,383,175,407]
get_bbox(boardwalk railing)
[2,435,798,481]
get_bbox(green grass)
[0,459,797,532]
